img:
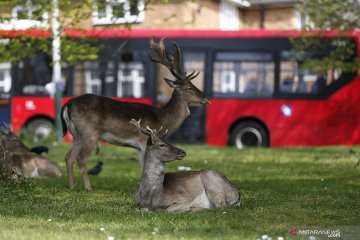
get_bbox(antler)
[130,119,168,138]
[149,38,199,82]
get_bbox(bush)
[0,139,24,185]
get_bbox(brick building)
[0,0,303,99]
[0,0,302,31]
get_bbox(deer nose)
[200,97,211,105]
[177,150,186,159]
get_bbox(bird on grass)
[29,146,49,155]
[87,161,103,176]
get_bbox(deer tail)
[60,102,71,137]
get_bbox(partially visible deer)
[0,131,62,178]
[130,119,240,212]
[61,38,209,190]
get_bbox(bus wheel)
[26,119,53,141]
[230,121,268,149]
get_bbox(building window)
[294,10,313,30]
[0,1,48,30]
[0,63,12,94]
[213,52,274,98]
[93,0,145,25]
[220,0,240,30]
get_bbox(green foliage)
[294,0,360,73]
[290,37,358,73]
[0,0,100,65]
[0,35,99,65]
[60,37,100,65]
[0,0,183,65]
[297,0,360,30]
[0,144,359,239]
[0,36,48,62]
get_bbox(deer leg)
[65,144,82,189]
[137,149,145,169]
[200,169,240,207]
[166,202,192,212]
[77,138,97,190]
[136,141,147,169]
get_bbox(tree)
[293,0,360,73]
[0,0,100,63]
[296,0,360,31]
[0,0,168,142]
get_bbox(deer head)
[149,38,210,105]
[130,119,186,162]
[0,130,29,153]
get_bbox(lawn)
[0,143,359,240]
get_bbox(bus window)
[16,54,52,96]
[156,52,206,105]
[184,52,205,92]
[0,63,11,94]
[84,61,103,95]
[118,62,145,98]
[280,50,343,95]
[80,60,145,98]
[212,52,274,98]
[0,62,11,128]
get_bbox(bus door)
[157,52,207,144]
[0,63,12,129]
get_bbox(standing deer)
[130,119,240,212]
[61,38,209,190]
[0,131,62,178]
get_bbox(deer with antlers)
[130,119,240,212]
[61,38,209,190]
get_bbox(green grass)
[1,144,360,240]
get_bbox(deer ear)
[164,78,177,88]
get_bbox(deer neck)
[158,89,189,134]
[138,152,165,198]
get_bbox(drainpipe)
[259,3,265,29]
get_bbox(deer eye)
[159,143,166,148]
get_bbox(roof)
[248,0,297,8]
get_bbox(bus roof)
[0,28,359,39]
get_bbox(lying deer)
[130,119,240,212]
[0,131,62,178]
[61,38,209,190]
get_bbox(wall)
[0,1,298,30]
[241,7,295,29]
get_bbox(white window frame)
[220,0,240,30]
[294,10,314,30]
[0,1,48,30]
[93,0,145,25]
[117,62,144,98]
[220,71,236,93]
[85,71,102,95]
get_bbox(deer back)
[12,153,62,178]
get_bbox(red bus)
[0,29,359,147]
